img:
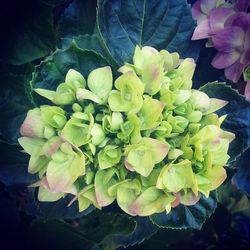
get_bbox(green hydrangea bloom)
[19,45,234,216]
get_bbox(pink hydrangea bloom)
[192,0,250,40]
[211,12,250,82]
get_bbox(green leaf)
[1,1,56,65]
[31,42,109,105]
[58,0,97,44]
[0,141,38,186]
[29,219,99,250]
[0,65,34,144]
[109,217,158,248]
[78,210,136,245]
[199,82,250,163]
[97,0,195,66]
[149,192,217,230]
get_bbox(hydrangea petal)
[87,66,113,102]
[212,51,241,69]
[224,60,245,82]
[192,19,210,40]
[209,8,235,34]
[212,26,244,53]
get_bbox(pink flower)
[192,0,250,40]
[211,13,250,82]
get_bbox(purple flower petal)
[209,7,235,34]
[244,28,250,48]
[212,26,244,52]
[224,60,245,82]
[212,51,240,69]
[225,12,250,32]
[192,19,210,40]
[240,50,250,65]
[234,0,250,12]
[244,81,250,101]
[200,0,218,15]
[192,0,207,23]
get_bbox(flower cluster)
[19,46,235,216]
[192,0,250,99]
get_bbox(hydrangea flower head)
[19,46,235,216]
[211,12,250,82]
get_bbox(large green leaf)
[0,65,34,144]
[0,1,56,65]
[61,35,115,67]
[150,192,217,230]
[200,82,250,163]
[29,219,99,250]
[97,0,196,66]
[31,41,110,104]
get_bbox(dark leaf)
[232,148,250,196]
[0,141,37,187]
[78,210,136,245]
[29,219,99,250]
[58,0,97,45]
[0,1,56,65]
[97,0,196,66]
[109,217,158,248]
[150,192,217,230]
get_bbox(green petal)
[95,168,118,206]
[203,98,228,115]
[188,90,210,112]
[65,69,86,89]
[18,137,45,155]
[87,66,113,102]
[139,97,164,130]
[46,150,85,193]
[76,88,102,103]
[90,123,106,146]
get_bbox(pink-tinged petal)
[244,81,250,101]
[124,160,135,172]
[171,193,181,208]
[225,12,250,32]
[212,26,244,52]
[20,108,44,138]
[212,51,240,69]
[209,8,235,34]
[192,0,207,23]
[192,19,210,40]
[244,29,250,51]
[240,50,250,65]
[224,60,245,82]
[200,0,218,15]
[234,0,250,12]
